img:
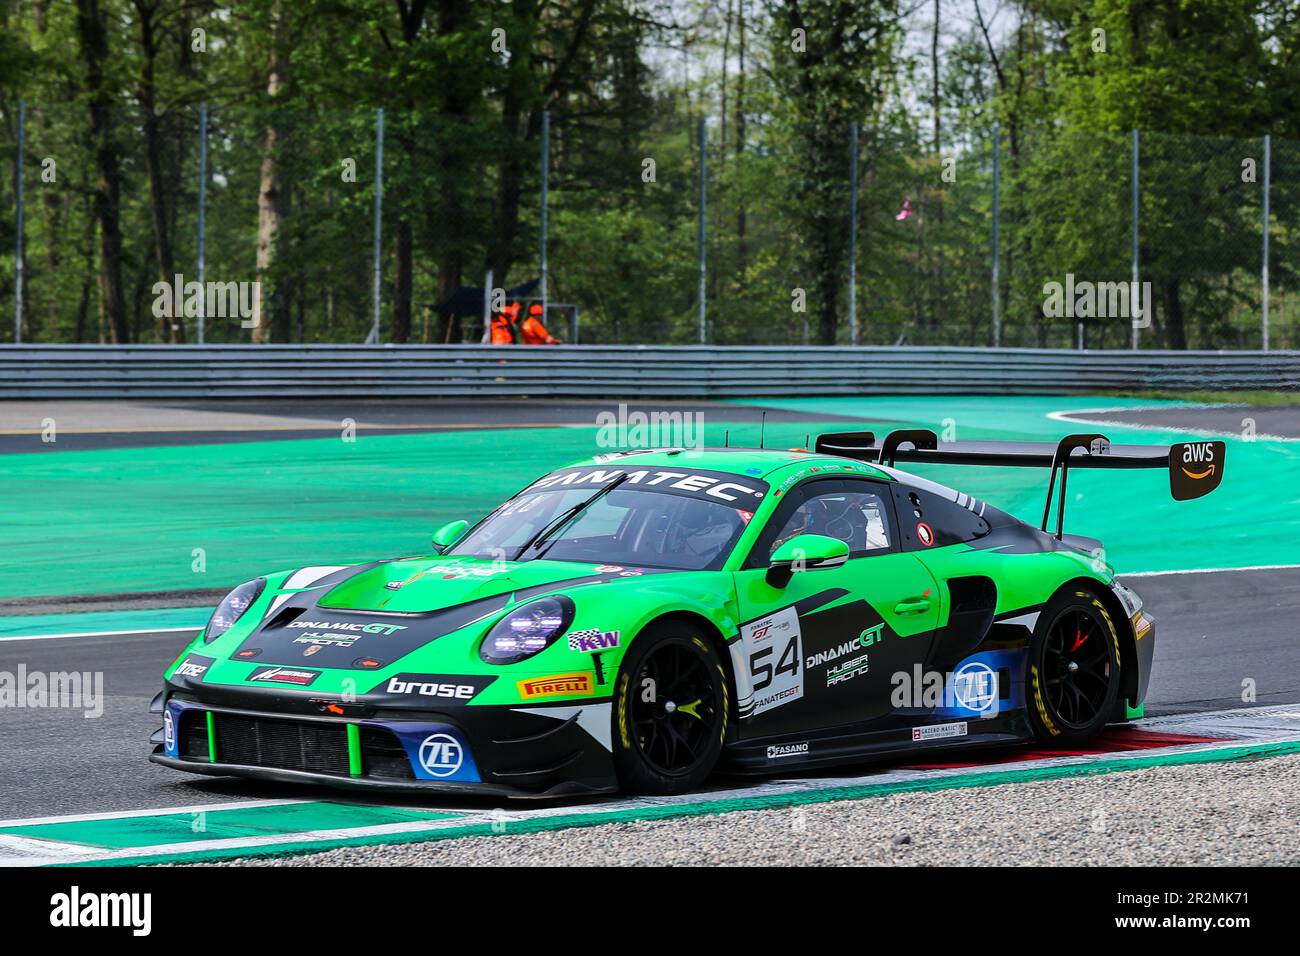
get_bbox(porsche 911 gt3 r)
[150,428,1224,797]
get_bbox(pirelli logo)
[516,672,593,699]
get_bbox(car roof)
[561,447,891,481]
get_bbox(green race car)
[151,428,1224,798]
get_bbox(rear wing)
[814,429,1225,539]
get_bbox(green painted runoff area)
[0,606,208,639]
[43,738,1300,866]
[0,801,460,849]
[0,395,1292,601]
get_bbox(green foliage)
[0,0,1297,347]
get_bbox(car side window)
[749,478,895,567]
[892,483,990,550]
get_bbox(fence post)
[368,107,385,345]
[1130,129,1140,350]
[1262,133,1271,351]
[848,121,859,347]
[697,116,707,344]
[990,123,1000,348]
[540,110,550,329]
[14,99,25,345]
[196,102,208,344]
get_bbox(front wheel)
[1026,588,1121,746]
[612,622,729,795]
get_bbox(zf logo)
[951,662,998,714]
[418,733,464,778]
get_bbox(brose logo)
[386,677,476,700]
[50,886,151,936]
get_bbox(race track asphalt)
[0,398,876,454]
[0,396,1295,825]
[0,567,1295,820]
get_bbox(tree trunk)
[254,5,290,343]
[489,106,528,285]
[489,0,597,288]
[735,0,747,276]
[393,217,412,342]
[434,0,472,344]
[135,0,185,342]
[380,0,433,344]
[931,0,941,153]
[74,0,128,344]
[1162,280,1187,349]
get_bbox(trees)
[767,0,906,344]
[1,0,1296,347]
[1044,0,1291,348]
[73,0,129,344]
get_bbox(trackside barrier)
[1,345,1297,399]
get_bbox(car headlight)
[479,596,574,665]
[203,578,266,643]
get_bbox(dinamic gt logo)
[286,621,408,635]
[418,733,464,778]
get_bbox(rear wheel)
[1026,588,1121,746]
[612,622,729,795]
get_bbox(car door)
[731,477,943,739]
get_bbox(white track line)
[1047,405,1298,443]
[1,704,1296,865]
[0,797,313,829]
[1121,564,1300,578]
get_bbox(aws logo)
[1180,441,1217,479]
[1169,441,1226,501]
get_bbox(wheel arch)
[635,611,738,726]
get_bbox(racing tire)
[1026,588,1122,746]
[612,621,729,795]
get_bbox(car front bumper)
[151,693,618,799]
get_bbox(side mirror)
[431,519,469,554]
[766,534,849,588]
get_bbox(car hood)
[218,556,657,672]
[316,555,632,614]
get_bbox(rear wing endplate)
[814,429,1225,539]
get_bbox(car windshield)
[449,466,768,571]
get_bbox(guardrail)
[2,345,1298,399]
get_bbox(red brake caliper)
[1070,623,1089,654]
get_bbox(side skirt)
[720,711,1035,775]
